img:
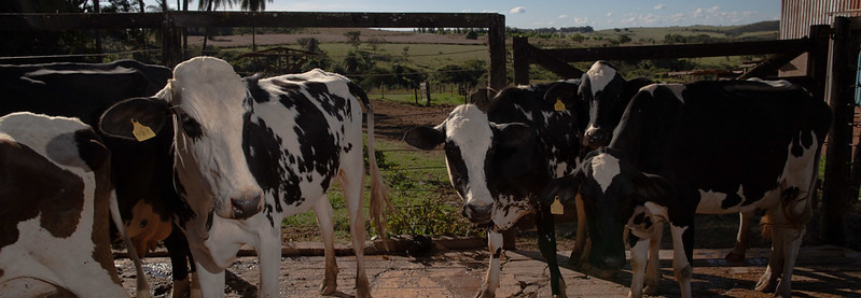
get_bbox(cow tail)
[350,82,393,239]
[109,190,153,298]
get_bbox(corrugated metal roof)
[780,0,861,39]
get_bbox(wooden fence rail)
[0,11,508,89]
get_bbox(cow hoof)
[725,251,745,262]
[189,289,202,298]
[774,281,791,298]
[568,250,583,267]
[320,283,337,296]
[553,294,569,298]
[595,269,617,280]
[137,289,153,298]
[755,278,777,293]
[172,279,191,298]
[643,283,659,295]
[355,276,372,298]
[474,285,495,298]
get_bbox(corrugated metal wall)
[781,0,861,39]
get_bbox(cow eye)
[139,219,148,228]
[179,114,203,139]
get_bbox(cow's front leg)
[569,194,589,269]
[475,229,503,298]
[314,196,339,295]
[535,209,567,298]
[195,265,227,298]
[165,228,192,298]
[670,223,694,298]
[257,223,284,298]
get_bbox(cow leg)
[475,230,502,298]
[314,196,339,295]
[536,209,567,298]
[628,237,650,298]
[338,169,372,298]
[569,194,589,269]
[643,221,663,295]
[726,211,753,262]
[195,265,226,298]
[257,224,283,298]
[164,228,192,298]
[670,223,694,298]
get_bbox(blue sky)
[151,1,780,30]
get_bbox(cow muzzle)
[217,188,264,220]
[583,127,608,149]
[462,203,492,224]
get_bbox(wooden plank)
[529,43,584,80]
[736,52,804,80]
[541,39,811,62]
[0,12,501,31]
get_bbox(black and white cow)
[0,112,144,297]
[542,80,831,298]
[404,82,582,298]
[99,57,390,298]
[0,60,181,297]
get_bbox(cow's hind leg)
[476,230,502,298]
[670,223,694,298]
[726,211,753,262]
[536,209,567,298]
[314,196,339,295]
[338,168,372,298]
[643,221,663,295]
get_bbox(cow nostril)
[231,194,262,219]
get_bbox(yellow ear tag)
[551,196,564,215]
[131,118,156,142]
[554,98,566,111]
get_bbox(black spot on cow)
[242,114,285,214]
[0,140,85,250]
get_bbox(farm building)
[780,0,861,77]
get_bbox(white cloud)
[655,4,665,10]
[509,6,526,14]
[573,17,590,25]
[607,12,613,17]
[558,14,569,19]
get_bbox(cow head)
[579,61,653,150]
[541,148,672,271]
[99,57,264,229]
[404,104,534,229]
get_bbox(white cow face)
[404,104,533,227]
[100,57,264,223]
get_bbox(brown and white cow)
[0,112,148,298]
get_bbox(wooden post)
[487,14,506,90]
[821,17,857,246]
[808,25,832,102]
[513,36,530,85]
[161,12,182,68]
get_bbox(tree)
[239,0,273,52]
[199,0,236,54]
[344,31,362,49]
[465,30,478,40]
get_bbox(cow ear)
[403,126,445,150]
[632,172,674,204]
[468,87,497,112]
[99,97,169,142]
[497,123,533,148]
[541,168,585,206]
[544,81,579,108]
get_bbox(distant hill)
[727,20,780,35]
